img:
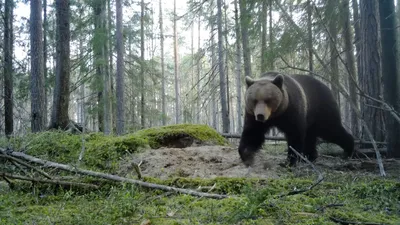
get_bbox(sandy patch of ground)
[118,144,400,180]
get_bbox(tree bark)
[217,0,230,133]
[352,0,362,82]
[4,0,13,136]
[173,0,180,124]
[359,0,385,142]
[43,0,48,126]
[49,0,71,130]
[307,0,313,73]
[261,0,267,73]
[341,0,360,137]
[326,0,340,104]
[116,0,124,135]
[239,0,252,78]
[159,0,166,126]
[140,0,146,129]
[30,0,46,132]
[234,0,242,133]
[379,0,400,158]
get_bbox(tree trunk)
[379,0,400,158]
[352,0,362,82]
[239,0,252,78]
[307,0,313,73]
[4,0,13,136]
[359,0,385,142]
[217,0,230,133]
[261,0,267,73]
[116,0,124,135]
[269,0,274,70]
[140,0,146,128]
[211,23,217,130]
[327,0,340,104]
[102,1,111,135]
[173,0,180,124]
[341,0,360,137]
[49,0,71,130]
[30,0,46,132]
[159,0,166,126]
[234,0,242,133]
[43,0,48,126]
[197,16,201,124]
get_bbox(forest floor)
[1,128,399,225]
[119,141,400,180]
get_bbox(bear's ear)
[245,76,255,87]
[272,74,284,89]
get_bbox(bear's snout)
[256,114,265,121]
[254,102,271,122]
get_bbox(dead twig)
[0,154,52,179]
[278,146,324,197]
[0,148,229,199]
[0,172,99,190]
[329,216,387,225]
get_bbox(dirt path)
[118,144,400,180]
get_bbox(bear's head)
[245,74,288,122]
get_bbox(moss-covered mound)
[134,124,228,149]
[0,124,226,173]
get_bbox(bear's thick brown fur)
[238,71,354,166]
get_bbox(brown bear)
[238,71,354,167]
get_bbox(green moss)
[1,177,398,225]
[134,124,228,148]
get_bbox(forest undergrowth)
[0,124,399,225]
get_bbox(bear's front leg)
[238,116,268,167]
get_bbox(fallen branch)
[329,216,387,225]
[0,154,52,179]
[1,172,99,190]
[0,148,228,199]
[279,146,324,197]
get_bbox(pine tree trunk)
[239,0,252,78]
[140,0,146,128]
[269,0,274,70]
[197,15,201,124]
[352,0,362,82]
[211,23,217,130]
[116,0,124,135]
[379,0,400,158]
[43,0,48,126]
[341,0,360,137]
[50,0,71,130]
[234,0,242,133]
[307,0,313,73]
[359,0,385,142]
[173,0,180,124]
[4,0,13,136]
[30,0,46,132]
[327,0,340,104]
[217,0,230,133]
[261,0,267,73]
[159,0,166,126]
